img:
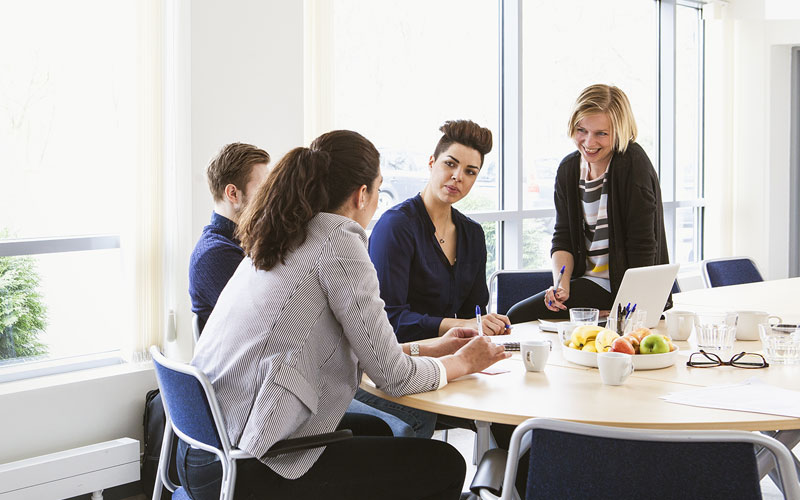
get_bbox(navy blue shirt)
[189,212,244,331]
[369,194,489,342]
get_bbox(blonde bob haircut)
[568,84,638,154]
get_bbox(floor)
[125,428,789,499]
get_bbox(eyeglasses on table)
[686,350,769,369]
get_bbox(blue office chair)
[702,257,764,288]
[488,270,553,315]
[150,346,352,500]
[471,418,800,500]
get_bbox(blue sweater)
[368,194,489,342]
[189,212,244,331]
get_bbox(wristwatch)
[409,343,420,356]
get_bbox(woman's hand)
[544,285,569,312]
[424,327,479,357]
[480,313,512,336]
[440,336,510,381]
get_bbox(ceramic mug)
[597,352,634,385]
[736,310,782,340]
[664,310,696,341]
[521,339,552,372]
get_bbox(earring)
[360,203,364,209]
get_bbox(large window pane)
[675,5,702,201]
[521,0,658,210]
[0,1,148,366]
[311,0,500,216]
[522,217,555,270]
[0,1,138,239]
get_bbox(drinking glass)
[759,324,800,365]
[693,312,738,353]
[569,308,599,326]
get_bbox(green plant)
[0,231,48,360]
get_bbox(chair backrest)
[502,418,800,500]
[489,270,552,315]
[702,257,764,288]
[671,279,681,294]
[150,346,227,453]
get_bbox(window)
[306,0,705,285]
[305,0,501,278]
[0,1,163,375]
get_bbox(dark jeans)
[507,277,613,323]
[176,413,465,500]
[354,387,438,438]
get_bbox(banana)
[594,329,621,353]
[570,325,603,348]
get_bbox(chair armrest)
[470,447,508,497]
[261,429,354,459]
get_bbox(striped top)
[192,213,445,479]
[579,158,611,287]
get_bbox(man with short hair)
[189,142,271,332]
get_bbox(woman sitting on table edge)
[507,84,672,323]
[182,130,509,500]
[354,120,512,438]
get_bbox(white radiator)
[0,438,139,500]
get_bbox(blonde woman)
[508,84,671,322]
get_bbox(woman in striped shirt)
[180,130,509,499]
[507,84,670,323]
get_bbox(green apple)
[639,334,670,354]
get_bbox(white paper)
[660,378,800,418]
[538,320,561,333]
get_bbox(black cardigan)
[551,142,672,308]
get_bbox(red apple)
[609,337,635,355]
[622,334,641,354]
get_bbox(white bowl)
[561,342,680,370]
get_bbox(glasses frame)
[686,350,769,369]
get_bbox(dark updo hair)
[238,130,380,271]
[432,120,493,166]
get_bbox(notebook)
[611,263,680,328]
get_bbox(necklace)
[434,223,449,244]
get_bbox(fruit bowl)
[560,341,680,370]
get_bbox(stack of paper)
[660,378,800,418]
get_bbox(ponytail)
[238,130,379,271]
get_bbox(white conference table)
[361,278,800,483]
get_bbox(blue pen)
[549,265,566,307]
[626,303,637,319]
[475,305,484,336]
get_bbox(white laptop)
[611,263,680,328]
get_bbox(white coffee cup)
[521,339,552,372]
[597,352,634,385]
[664,310,696,341]
[736,310,782,340]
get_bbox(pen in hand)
[549,265,566,308]
[475,305,484,336]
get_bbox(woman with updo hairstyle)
[181,130,508,499]
[357,120,510,439]
[369,120,511,342]
[507,84,671,322]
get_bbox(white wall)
[167,0,305,359]
[0,0,305,465]
[704,0,800,279]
